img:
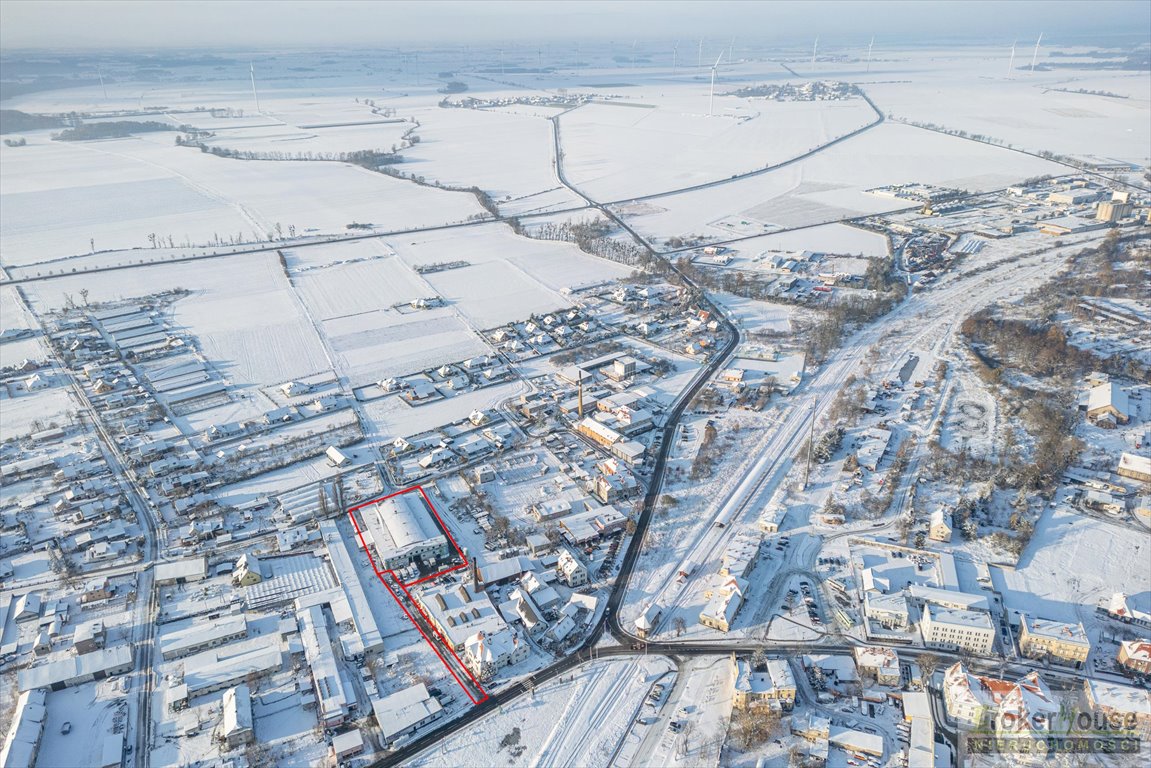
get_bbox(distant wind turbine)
[249,62,261,114]
[698,38,704,69]
[97,64,108,100]
[708,51,724,116]
[1029,32,1043,73]
[672,40,680,73]
[631,39,638,69]
[812,36,819,67]
[866,37,874,73]
[1008,40,1017,76]
[728,35,736,64]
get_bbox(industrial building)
[365,492,452,571]
[298,604,356,728]
[160,615,248,660]
[221,684,254,748]
[558,505,627,544]
[17,645,134,692]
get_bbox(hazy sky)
[2,0,1148,51]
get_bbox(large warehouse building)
[367,491,452,571]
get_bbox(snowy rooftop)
[371,683,444,742]
[1020,614,1090,646]
[1085,679,1151,715]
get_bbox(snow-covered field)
[618,121,1068,242]
[996,506,1149,628]
[397,105,586,214]
[561,97,878,200]
[0,130,484,266]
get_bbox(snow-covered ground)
[561,97,878,200]
[408,656,673,768]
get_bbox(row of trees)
[519,218,666,272]
[55,120,179,141]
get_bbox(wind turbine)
[672,40,680,73]
[812,36,819,67]
[249,62,261,114]
[97,64,108,100]
[708,51,724,116]
[1029,32,1043,73]
[728,35,736,63]
[698,38,704,69]
[631,39,638,69]
[866,37,875,73]
[1008,40,1017,76]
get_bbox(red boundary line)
[346,486,489,705]
[347,486,467,588]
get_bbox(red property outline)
[346,486,489,705]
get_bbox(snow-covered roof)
[371,684,443,742]
[1119,452,1150,479]
[1087,382,1129,417]
[922,603,994,631]
[1085,679,1151,715]
[375,492,442,554]
[222,684,253,738]
[1120,640,1151,665]
[1020,614,1089,647]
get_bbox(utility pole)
[802,400,817,490]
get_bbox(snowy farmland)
[561,97,879,200]
[0,130,485,266]
[617,121,1070,242]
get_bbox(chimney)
[577,371,584,419]
[468,549,481,592]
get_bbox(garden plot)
[360,379,525,444]
[293,256,429,320]
[387,227,596,326]
[421,260,569,328]
[409,656,672,768]
[21,252,331,387]
[619,122,1067,244]
[322,309,487,386]
[0,386,76,438]
[560,97,878,201]
[0,286,39,334]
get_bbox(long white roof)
[376,492,441,552]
